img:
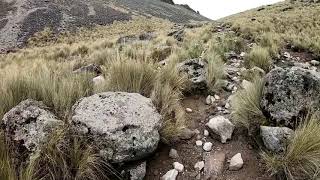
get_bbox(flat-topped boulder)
[71,92,162,163]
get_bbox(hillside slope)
[0,0,209,52]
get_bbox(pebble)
[229,153,244,171]
[311,60,320,66]
[161,169,178,180]
[204,130,209,137]
[217,107,223,111]
[169,149,179,159]
[225,103,230,109]
[186,108,193,113]
[194,161,205,171]
[206,95,215,105]
[214,95,220,100]
[203,142,213,152]
[173,162,184,172]
[196,140,203,147]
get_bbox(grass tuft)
[244,46,272,72]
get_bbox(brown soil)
[145,95,275,180]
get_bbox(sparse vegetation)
[262,114,320,179]
[244,46,272,72]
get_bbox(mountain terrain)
[1,0,320,180]
[0,0,208,52]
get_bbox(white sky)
[173,0,284,20]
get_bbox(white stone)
[194,161,205,171]
[229,153,244,171]
[196,140,203,146]
[93,75,105,86]
[161,169,178,180]
[206,116,235,143]
[225,103,230,109]
[240,52,246,57]
[214,95,220,100]
[186,108,193,113]
[217,107,223,111]
[203,142,213,152]
[173,162,184,172]
[204,130,209,137]
[206,95,215,105]
[311,60,320,66]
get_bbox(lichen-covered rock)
[260,126,294,152]
[178,58,208,93]
[71,92,162,163]
[261,67,320,127]
[2,99,63,167]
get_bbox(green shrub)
[244,46,272,72]
[263,114,320,179]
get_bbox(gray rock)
[161,169,179,180]
[229,153,243,171]
[2,99,63,167]
[127,161,147,180]
[204,151,226,179]
[71,92,162,163]
[203,142,213,152]
[261,67,320,127]
[93,75,105,86]
[168,29,185,41]
[194,161,205,171]
[206,116,235,143]
[173,162,184,172]
[169,149,179,159]
[260,126,294,152]
[178,58,208,93]
[178,128,197,140]
[196,140,203,147]
[206,95,215,105]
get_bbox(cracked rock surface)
[71,92,162,163]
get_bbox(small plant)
[244,46,272,72]
[204,50,225,93]
[230,77,267,135]
[262,114,320,180]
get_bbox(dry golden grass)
[263,114,320,179]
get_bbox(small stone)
[206,95,215,105]
[206,116,235,143]
[179,128,196,140]
[214,95,220,100]
[240,52,246,57]
[204,130,209,137]
[203,142,213,152]
[196,140,203,147]
[311,60,320,66]
[196,134,202,140]
[217,107,223,111]
[173,162,184,172]
[260,126,294,152]
[161,169,178,180]
[194,161,205,171]
[283,52,291,59]
[225,103,230,109]
[169,149,179,159]
[93,75,105,86]
[128,161,147,180]
[186,108,193,113]
[229,153,244,171]
[204,151,226,179]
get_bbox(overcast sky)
[173,0,284,20]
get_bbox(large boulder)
[261,67,320,128]
[2,100,63,167]
[71,92,162,163]
[178,58,208,93]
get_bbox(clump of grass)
[204,50,225,93]
[151,61,188,142]
[244,46,272,72]
[20,130,121,180]
[262,114,320,179]
[0,68,93,120]
[230,77,267,135]
[0,133,16,180]
[258,32,282,57]
[102,59,157,97]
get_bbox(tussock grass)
[204,50,225,93]
[230,77,267,135]
[244,46,272,72]
[101,59,157,97]
[0,133,15,180]
[262,114,320,179]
